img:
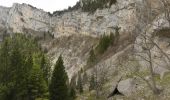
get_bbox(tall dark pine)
[0,38,10,84]
[87,48,96,68]
[10,43,23,84]
[69,86,76,100]
[41,54,50,84]
[49,55,69,100]
[77,72,83,93]
[83,72,88,85]
[110,32,115,45]
[114,26,121,43]
[9,43,24,100]
[89,74,95,91]
[23,54,34,100]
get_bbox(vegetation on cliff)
[82,0,117,12]
[0,34,50,100]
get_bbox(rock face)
[0,0,170,99]
[0,0,140,37]
[0,0,164,37]
[0,0,168,80]
[52,0,137,37]
[0,6,9,29]
[117,78,137,96]
[6,3,51,33]
[0,0,143,78]
[47,34,98,78]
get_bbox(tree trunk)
[148,49,160,94]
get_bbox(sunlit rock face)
[52,0,139,37]
[0,0,164,37]
[6,3,51,33]
[47,0,141,78]
[0,0,170,97]
[0,0,166,76]
[1,0,170,99]
[0,0,143,79]
[0,0,143,37]
[0,6,9,29]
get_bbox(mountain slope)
[0,0,170,99]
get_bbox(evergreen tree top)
[49,55,69,100]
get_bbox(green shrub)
[82,0,117,13]
[155,28,170,38]
[97,34,111,54]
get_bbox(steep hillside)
[47,34,99,78]
[0,0,170,99]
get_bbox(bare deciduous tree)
[128,0,170,94]
[134,33,161,94]
[159,0,170,26]
[92,63,111,98]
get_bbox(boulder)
[117,78,137,96]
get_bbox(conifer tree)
[41,54,50,84]
[49,55,69,100]
[9,42,24,100]
[110,32,115,45]
[0,34,50,100]
[114,26,121,43]
[10,43,22,81]
[87,48,96,68]
[27,65,48,100]
[22,54,34,100]
[70,75,77,89]
[0,38,10,84]
[69,86,76,100]
[77,72,83,93]
[89,74,95,91]
[97,34,111,54]
[83,71,88,85]
[0,38,12,100]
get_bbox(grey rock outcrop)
[0,0,142,37]
[0,0,145,80]
[117,78,137,96]
[0,0,170,98]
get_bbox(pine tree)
[27,65,48,100]
[70,75,77,89]
[77,72,83,93]
[0,34,50,100]
[114,26,121,43]
[89,74,95,91]
[110,32,115,45]
[0,38,10,85]
[83,72,88,85]
[49,55,69,100]
[97,34,111,54]
[25,54,33,75]
[87,48,96,68]
[23,54,48,100]
[9,42,24,100]
[109,0,117,7]
[80,68,83,73]
[69,86,76,100]
[41,54,50,84]
[19,54,34,100]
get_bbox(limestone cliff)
[0,0,170,99]
[0,0,139,37]
[0,0,141,78]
